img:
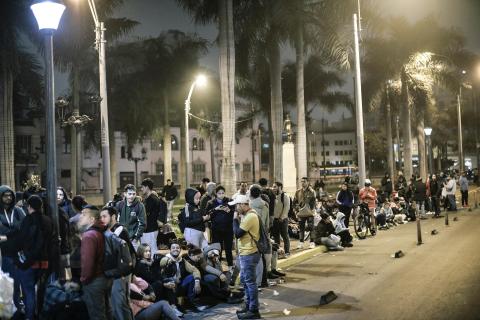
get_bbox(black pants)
[298,216,314,242]
[338,205,352,227]
[461,190,469,206]
[212,228,234,266]
[272,218,290,254]
[430,196,440,215]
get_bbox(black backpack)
[103,230,133,278]
[247,213,271,254]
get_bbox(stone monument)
[282,113,297,195]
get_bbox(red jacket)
[359,187,377,209]
[80,221,107,284]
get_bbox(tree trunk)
[295,23,307,184]
[209,131,216,182]
[386,87,395,186]
[267,110,274,183]
[180,106,187,195]
[109,133,117,194]
[401,69,413,179]
[417,110,427,180]
[219,0,236,196]
[268,40,283,182]
[163,89,172,184]
[71,66,79,194]
[0,63,15,189]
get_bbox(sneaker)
[271,269,286,277]
[296,242,304,249]
[172,305,184,318]
[236,304,249,314]
[237,310,261,319]
[284,252,291,258]
[267,271,279,279]
[309,242,315,249]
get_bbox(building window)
[39,136,45,153]
[171,135,179,151]
[63,136,71,154]
[339,151,343,155]
[326,151,330,156]
[335,151,338,156]
[151,139,162,150]
[61,170,71,178]
[172,163,179,183]
[242,162,252,181]
[155,162,164,175]
[193,162,206,183]
[350,140,353,145]
[121,146,126,158]
[192,137,198,150]
[344,140,348,145]
[198,138,205,151]
[339,140,343,146]
[15,135,32,154]
[334,141,338,146]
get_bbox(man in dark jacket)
[15,195,53,320]
[258,178,275,220]
[381,173,393,200]
[413,176,427,219]
[141,178,167,253]
[0,185,26,310]
[162,179,178,222]
[116,184,146,249]
[78,205,113,320]
[335,182,354,227]
[428,174,442,217]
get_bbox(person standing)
[206,185,234,269]
[459,172,469,207]
[0,185,25,312]
[336,182,354,227]
[230,195,261,320]
[359,179,377,234]
[428,175,442,217]
[57,187,75,219]
[162,180,178,223]
[116,184,146,249]
[445,175,457,211]
[272,182,290,257]
[413,176,427,219]
[178,188,209,249]
[78,205,113,320]
[100,206,136,320]
[141,178,166,254]
[15,195,53,320]
[381,173,393,200]
[293,177,316,249]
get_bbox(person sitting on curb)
[312,212,344,251]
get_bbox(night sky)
[55,0,480,121]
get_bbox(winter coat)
[199,182,216,216]
[143,192,167,233]
[179,188,205,232]
[429,180,442,197]
[381,176,393,193]
[163,184,178,201]
[116,197,147,240]
[250,197,269,230]
[413,181,427,202]
[336,190,354,208]
[206,197,234,231]
[80,221,107,284]
[459,176,469,191]
[0,185,26,257]
[359,187,377,209]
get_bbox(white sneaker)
[309,242,315,249]
[172,306,184,317]
[297,242,304,249]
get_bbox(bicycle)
[352,202,376,239]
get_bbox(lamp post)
[83,0,112,203]
[31,0,66,241]
[128,147,147,187]
[424,127,433,175]
[184,74,206,188]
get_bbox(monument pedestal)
[282,142,297,196]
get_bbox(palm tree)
[54,0,137,194]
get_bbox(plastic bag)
[0,270,14,319]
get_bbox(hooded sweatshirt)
[250,197,269,230]
[180,188,205,232]
[80,221,108,284]
[0,185,26,257]
[206,196,234,230]
[199,182,216,215]
[116,196,146,240]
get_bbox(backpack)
[247,213,271,254]
[280,192,295,220]
[103,230,133,278]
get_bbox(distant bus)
[318,166,358,178]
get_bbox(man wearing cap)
[230,195,261,320]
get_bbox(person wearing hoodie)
[159,242,206,313]
[428,174,442,217]
[116,184,147,248]
[178,188,209,249]
[0,185,26,311]
[199,181,216,216]
[78,205,113,320]
[335,182,354,227]
[413,176,427,219]
[205,185,234,268]
[15,195,53,320]
[57,187,75,218]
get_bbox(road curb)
[277,245,327,270]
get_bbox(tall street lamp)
[83,0,112,203]
[128,147,147,187]
[31,0,66,240]
[185,74,206,188]
[424,127,433,175]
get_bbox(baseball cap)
[228,194,250,206]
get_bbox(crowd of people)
[0,169,471,320]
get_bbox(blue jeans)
[1,256,21,309]
[179,274,197,302]
[239,253,260,312]
[17,267,39,320]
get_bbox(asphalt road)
[190,209,480,320]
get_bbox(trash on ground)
[319,291,337,305]
[391,250,404,258]
[431,229,438,235]
[453,217,459,221]
[283,309,291,315]
[273,290,279,296]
